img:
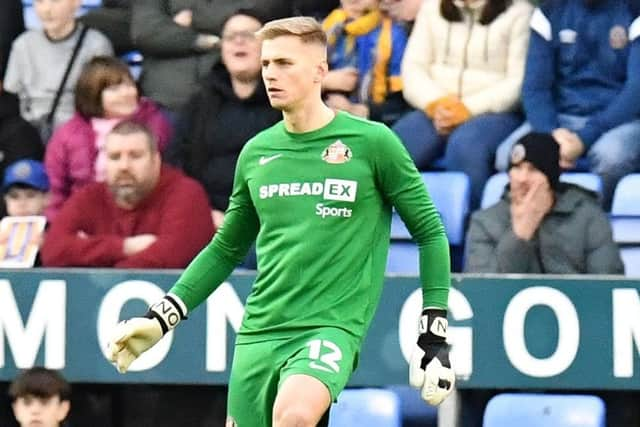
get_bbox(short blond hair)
[256,16,327,46]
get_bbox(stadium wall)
[1,270,639,390]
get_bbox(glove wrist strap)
[145,293,188,335]
[419,308,448,343]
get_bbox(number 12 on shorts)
[306,339,342,373]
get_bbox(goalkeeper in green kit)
[107,16,454,427]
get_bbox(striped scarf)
[322,8,382,64]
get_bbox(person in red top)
[41,120,214,268]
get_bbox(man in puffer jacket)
[465,132,624,274]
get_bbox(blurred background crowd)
[1,0,638,275]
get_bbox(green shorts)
[226,327,360,427]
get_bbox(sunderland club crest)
[322,140,352,164]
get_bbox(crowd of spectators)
[393,0,532,209]
[167,10,281,228]
[4,0,113,137]
[322,0,410,124]
[41,120,213,268]
[44,55,171,220]
[0,0,638,274]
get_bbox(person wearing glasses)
[167,11,280,232]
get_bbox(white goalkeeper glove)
[409,308,455,406]
[107,293,187,373]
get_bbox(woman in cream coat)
[393,0,533,209]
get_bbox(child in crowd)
[322,0,409,124]
[2,159,49,217]
[0,91,44,217]
[9,367,71,427]
[0,159,49,267]
[3,0,113,139]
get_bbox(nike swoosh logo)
[259,154,282,165]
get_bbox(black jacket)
[130,0,295,110]
[0,0,24,77]
[0,92,44,216]
[0,92,43,177]
[168,63,280,210]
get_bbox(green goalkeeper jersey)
[171,111,450,343]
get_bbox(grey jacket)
[131,0,291,110]
[464,183,624,274]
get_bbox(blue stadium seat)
[559,173,602,195]
[391,172,470,245]
[329,388,401,427]
[620,247,640,278]
[480,173,509,209]
[386,242,419,274]
[386,385,437,427]
[23,6,39,29]
[483,393,605,427]
[611,174,640,244]
[422,172,470,245]
[481,172,603,209]
[390,213,412,240]
[388,172,470,273]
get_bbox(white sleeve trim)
[630,16,640,42]
[530,8,552,41]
